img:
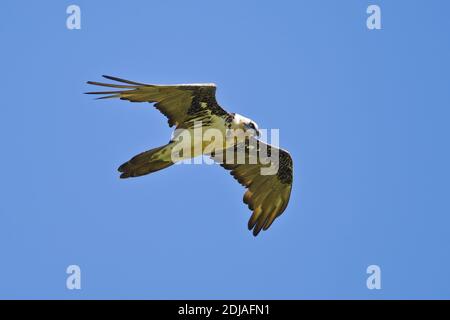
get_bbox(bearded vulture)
[86,75,293,236]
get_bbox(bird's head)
[233,113,260,137]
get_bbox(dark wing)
[85,75,228,128]
[214,139,293,236]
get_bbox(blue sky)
[1,0,449,299]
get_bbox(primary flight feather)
[86,75,293,236]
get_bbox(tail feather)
[118,144,174,178]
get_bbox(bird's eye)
[249,123,255,129]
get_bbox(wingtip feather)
[102,75,147,86]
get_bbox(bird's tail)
[118,143,175,178]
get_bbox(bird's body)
[86,76,293,236]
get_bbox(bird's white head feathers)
[233,113,260,137]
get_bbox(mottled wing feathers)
[215,140,293,236]
[86,75,227,127]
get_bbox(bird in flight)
[86,75,293,236]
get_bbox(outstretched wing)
[85,75,229,128]
[214,140,293,236]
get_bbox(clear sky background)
[1,0,449,299]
